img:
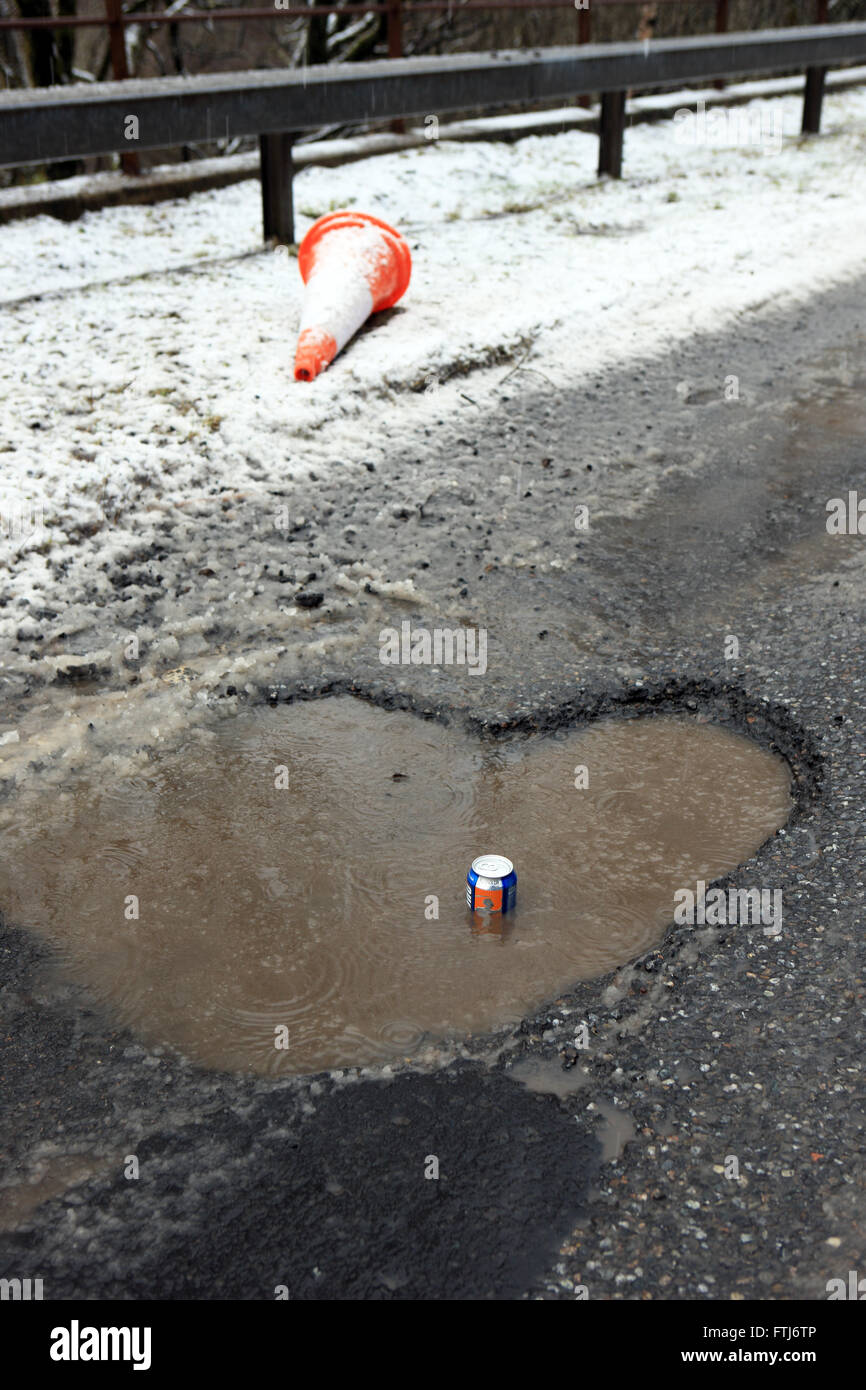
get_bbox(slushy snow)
[2,77,866,697]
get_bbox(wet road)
[1,272,865,1299]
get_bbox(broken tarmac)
[1,272,865,1304]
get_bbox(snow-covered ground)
[1,79,866,713]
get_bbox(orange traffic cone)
[293,211,412,382]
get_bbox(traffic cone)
[293,211,412,382]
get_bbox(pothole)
[509,1057,636,1163]
[0,695,792,1076]
[0,1151,120,1234]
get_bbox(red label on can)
[476,886,502,912]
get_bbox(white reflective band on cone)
[297,227,378,356]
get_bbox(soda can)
[466,854,517,914]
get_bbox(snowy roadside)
[4,65,866,229]
[1,79,866,708]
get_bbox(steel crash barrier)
[1,23,866,243]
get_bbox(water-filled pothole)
[509,1057,635,1161]
[0,696,792,1075]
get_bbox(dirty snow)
[1,78,866,722]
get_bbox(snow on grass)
[1,80,866,637]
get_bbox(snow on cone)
[293,211,412,382]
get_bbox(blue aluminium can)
[466,854,517,914]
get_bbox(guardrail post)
[387,0,402,58]
[104,0,139,175]
[801,67,826,133]
[388,0,404,132]
[260,132,296,245]
[802,0,829,134]
[714,0,729,91]
[105,0,129,83]
[576,4,591,108]
[598,91,625,178]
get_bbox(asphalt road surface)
[1,271,864,1300]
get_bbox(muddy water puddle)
[0,698,791,1075]
[0,1152,119,1233]
[509,1057,636,1162]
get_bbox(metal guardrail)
[2,23,865,240]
